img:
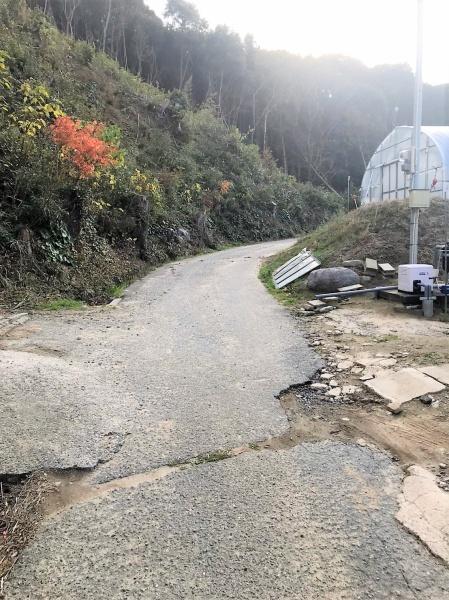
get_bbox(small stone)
[327,387,342,398]
[378,358,398,367]
[329,380,339,387]
[351,367,363,374]
[360,275,373,284]
[317,306,336,314]
[342,385,359,395]
[337,360,354,371]
[439,464,447,470]
[420,395,433,405]
[360,374,374,382]
[311,383,328,390]
[320,373,333,380]
[303,305,316,312]
[342,260,364,268]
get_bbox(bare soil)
[291,296,449,474]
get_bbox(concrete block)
[397,466,449,564]
[418,364,449,386]
[364,367,445,413]
[365,258,378,271]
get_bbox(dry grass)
[0,473,51,596]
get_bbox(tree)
[50,116,118,238]
[164,0,207,31]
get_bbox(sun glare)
[148,0,449,85]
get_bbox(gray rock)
[307,268,360,293]
[342,260,364,268]
[175,228,191,243]
[420,395,433,405]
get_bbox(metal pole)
[347,176,351,211]
[409,0,424,264]
[445,193,448,314]
[315,286,398,300]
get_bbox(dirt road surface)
[2,241,449,599]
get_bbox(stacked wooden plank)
[273,249,321,289]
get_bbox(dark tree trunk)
[68,188,84,242]
[135,194,150,260]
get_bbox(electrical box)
[399,149,412,173]
[409,190,431,208]
[398,264,436,293]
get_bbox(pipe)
[409,0,424,264]
[315,286,397,299]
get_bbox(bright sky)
[147,0,449,85]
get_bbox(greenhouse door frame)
[381,159,407,200]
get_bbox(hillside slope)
[262,199,449,297]
[0,1,342,307]
[301,199,449,267]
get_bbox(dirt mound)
[300,198,449,268]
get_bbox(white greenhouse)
[360,125,449,204]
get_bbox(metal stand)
[410,207,420,264]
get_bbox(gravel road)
[3,240,449,598]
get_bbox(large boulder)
[307,267,360,293]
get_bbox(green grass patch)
[195,450,232,464]
[417,351,448,365]
[107,283,127,299]
[375,334,400,343]
[38,298,85,311]
[258,244,314,307]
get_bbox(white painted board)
[273,252,321,289]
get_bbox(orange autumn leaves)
[50,116,118,179]
[219,180,232,195]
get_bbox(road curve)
[4,240,449,599]
[0,239,319,479]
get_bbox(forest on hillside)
[28,0,449,191]
[0,0,343,307]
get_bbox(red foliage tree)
[50,116,117,178]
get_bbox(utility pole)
[347,176,351,211]
[409,0,424,264]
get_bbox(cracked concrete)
[0,240,321,480]
[3,241,449,599]
[8,443,449,600]
[397,465,449,565]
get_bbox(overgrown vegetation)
[0,473,50,593]
[0,0,343,307]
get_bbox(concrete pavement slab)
[7,443,449,600]
[364,367,445,413]
[419,364,449,386]
[397,465,449,565]
[0,241,322,480]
